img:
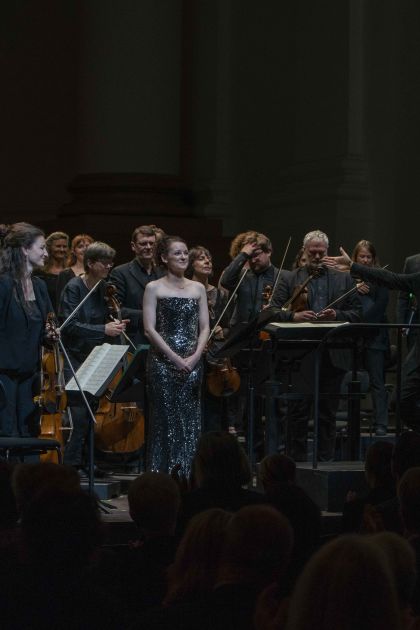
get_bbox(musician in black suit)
[0,223,56,437]
[397,253,420,351]
[271,230,362,461]
[109,225,165,345]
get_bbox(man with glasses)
[109,225,165,346]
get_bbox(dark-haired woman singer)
[0,223,55,438]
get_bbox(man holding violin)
[220,232,290,449]
[270,229,362,462]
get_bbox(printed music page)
[65,343,129,397]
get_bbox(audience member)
[210,505,293,630]
[136,505,293,630]
[371,532,417,628]
[399,466,420,615]
[93,472,180,623]
[259,454,321,582]
[285,535,401,630]
[178,431,265,532]
[342,440,395,532]
[11,461,80,515]
[374,431,420,533]
[164,508,232,606]
[0,486,121,629]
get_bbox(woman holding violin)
[0,223,57,438]
[186,245,234,431]
[58,241,128,469]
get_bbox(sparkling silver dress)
[147,297,202,474]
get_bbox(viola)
[281,268,322,313]
[206,355,241,398]
[36,313,68,462]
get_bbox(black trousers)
[63,360,98,468]
[400,344,420,427]
[283,354,344,462]
[0,372,40,437]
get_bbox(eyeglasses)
[97,260,114,268]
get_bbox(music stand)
[214,310,283,469]
[109,345,148,405]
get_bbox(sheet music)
[65,343,129,397]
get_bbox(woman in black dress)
[35,231,69,312]
[0,223,55,437]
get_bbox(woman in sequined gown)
[143,236,210,474]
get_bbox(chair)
[0,437,62,463]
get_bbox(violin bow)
[315,263,389,317]
[58,279,102,333]
[207,268,248,342]
[267,236,292,307]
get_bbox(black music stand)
[214,310,282,469]
[109,345,148,405]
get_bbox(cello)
[94,285,145,455]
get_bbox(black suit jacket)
[397,253,420,325]
[0,274,52,374]
[352,261,420,362]
[109,259,165,344]
[271,266,361,321]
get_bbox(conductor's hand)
[292,310,317,322]
[323,247,352,271]
[105,319,129,337]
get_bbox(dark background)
[2,0,420,287]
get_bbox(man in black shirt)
[220,233,289,451]
[220,233,289,325]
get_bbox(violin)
[259,284,275,341]
[36,313,68,462]
[205,287,241,398]
[261,284,273,308]
[281,268,322,313]
[206,354,241,398]
[94,285,145,454]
